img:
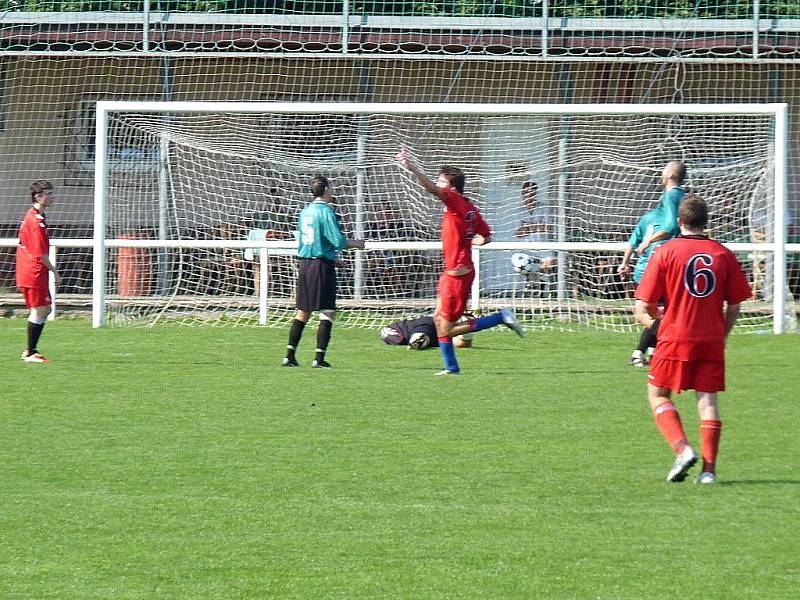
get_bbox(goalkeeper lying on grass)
[380,315,473,350]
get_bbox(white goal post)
[92,101,791,332]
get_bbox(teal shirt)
[297,200,349,261]
[628,209,663,284]
[653,186,686,238]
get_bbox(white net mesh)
[0,7,798,332]
[93,105,786,331]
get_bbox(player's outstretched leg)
[465,308,524,337]
[500,308,524,337]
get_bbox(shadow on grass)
[718,479,800,486]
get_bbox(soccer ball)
[511,252,535,276]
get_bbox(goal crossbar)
[96,100,789,117]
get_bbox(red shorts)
[436,271,474,323]
[648,357,725,394]
[19,286,51,309]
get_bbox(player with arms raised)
[635,193,751,484]
[396,147,523,376]
[16,180,61,363]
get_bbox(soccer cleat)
[22,352,48,363]
[696,472,716,485]
[311,360,332,369]
[281,357,300,367]
[500,308,525,337]
[435,369,459,376]
[667,446,698,482]
[629,350,646,368]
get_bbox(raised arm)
[395,147,443,200]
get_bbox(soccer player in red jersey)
[16,180,61,363]
[396,147,523,375]
[635,193,752,484]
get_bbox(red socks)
[700,420,722,474]
[653,404,722,473]
[652,402,689,453]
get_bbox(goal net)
[93,101,792,333]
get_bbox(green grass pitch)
[1,319,798,599]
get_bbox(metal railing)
[2,237,798,331]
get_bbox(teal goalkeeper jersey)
[628,209,663,284]
[296,200,349,261]
[653,186,686,238]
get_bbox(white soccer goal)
[91,101,793,333]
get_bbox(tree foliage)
[0,0,797,18]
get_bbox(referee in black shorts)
[282,176,364,368]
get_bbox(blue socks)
[438,338,460,373]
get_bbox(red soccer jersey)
[636,235,752,361]
[16,207,50,288]
[439,187,491,272]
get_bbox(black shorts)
[296,258,337,312]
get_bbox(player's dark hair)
[679,193,708,229]
[30,180,53,203]
[439,166,465,194]
[310,175,330,198]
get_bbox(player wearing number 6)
[282,175,364,369]
[634,193,751,484]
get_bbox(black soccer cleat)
[281,357,300,367]
[311,359,332,369]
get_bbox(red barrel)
[118,233,152,297]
